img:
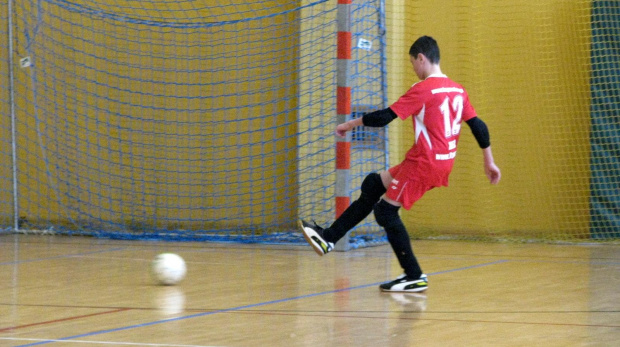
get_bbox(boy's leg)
[299,171,387,256]
[373,199,423,279]
[321,172,386,243]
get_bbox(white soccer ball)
[151,253,187,285]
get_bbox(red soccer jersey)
[389,74,477,187]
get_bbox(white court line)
[0,337,224,347]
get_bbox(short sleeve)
[461,92,477,122]
[389,84,424,120]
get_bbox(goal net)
[386,0,619,242]
[1,1,617,244]
[0,0,388,246]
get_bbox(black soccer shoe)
[298,219,334,256]
[380,273,428,293]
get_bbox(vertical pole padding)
[335,0,352,219]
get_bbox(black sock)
[374,200,423,279]
[323,173,386,243]
[324,196,375,242]
[386,222,423,279]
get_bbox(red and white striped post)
[335,0,351,251]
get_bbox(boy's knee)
[361,173,387,202]
[373,199,401,228]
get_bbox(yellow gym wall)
[0,2,12,226]
[386,0,592,239]
[1,1,595,239]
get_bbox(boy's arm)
[336,108,397,137]
[482,146,501,184]
[466,117,501,184]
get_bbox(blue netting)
[0,1,13,231]
[590,1,620,238]
[2,0,388,248]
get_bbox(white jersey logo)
[431,87,463,94]
[414,105,431,149]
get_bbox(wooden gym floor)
[0,234,618,346]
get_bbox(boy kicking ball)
[299,36,501,293]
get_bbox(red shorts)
[386,162,437,210]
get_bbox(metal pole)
[378,0,389,169]
[7,0,19,231]
[334,0,352,251]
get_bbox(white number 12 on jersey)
[439,95,463,138]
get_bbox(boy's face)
[410,54,425,80]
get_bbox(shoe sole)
[380,287,428,293]
[298,220,325,257]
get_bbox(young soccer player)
[299,36,501,293]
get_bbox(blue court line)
[0,248,127,266]
[15,259,508,347]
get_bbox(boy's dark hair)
[409,36,440,64]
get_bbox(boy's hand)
[485,162,501,184]
[482,146,500,184]
[335,122,352,137]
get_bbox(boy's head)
[409,36,440,64]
